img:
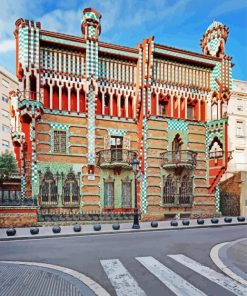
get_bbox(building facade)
[0,66,19,154]
[10,9,232,220]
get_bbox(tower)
[200,21,229,58]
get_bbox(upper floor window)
[110,136,123,161]
[211,103,218,120]
[187,105,194,120]
[2,139,9,147]
[2,79,9,88]
[236,121,245,138]
[2,109,9,118]
[54,130,66,153]
[237,99,243,112]
[2,96,8,103]
[159,100,167,116]
[2,124,10,133]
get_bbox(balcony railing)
[163,194,193,206]
[161,150,197,169]
[96,149,136,169]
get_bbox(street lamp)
[131,155,140,229]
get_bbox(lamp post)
[131,155,140,229]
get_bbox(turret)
[200,21,229,58]
[81,8,101,40]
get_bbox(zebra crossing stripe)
[168,254,247,296]
[100,259,146,296]
[136,257,206,296]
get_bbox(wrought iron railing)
[0,194,37,206]
[161,150,197,167]
[96,149,136,168]
[209,150,224,158]
[163,194,192,205]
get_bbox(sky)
[0,0,246,80]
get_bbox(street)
[0,225,246,295]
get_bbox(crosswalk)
[100,255,247,296]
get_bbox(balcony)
[161,150,197,169]
[96,149,136,169]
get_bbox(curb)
[210,238,247,285]
[0,260,110,296]
[0,222,246,242]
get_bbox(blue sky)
[0,0,246,80]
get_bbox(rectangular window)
[237,105,243,112]
[104,181,114,208]
[2,78,9,88]
[110,136,123,161]
[187,105,194,120]
[2,140,9,147]
[2,124,10,133]
[2,96,8,103]
[54,130,66,153]
[122,181,131,208]
[236,121,245,138]
[2,109,9,118]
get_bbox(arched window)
[70,87,77,112]
[29,74,36,100]
[187,100,194,120]
[62,86,68,111]
[96,90,102,114]
[63,170,79,205]
[159,97,167,116]
[151,92,157,115]
[43,83,50,108]
[79,88,85,113]
[172,134,182,161]
[209,137,223,158]
[53,84,59,110]
[120,95,125,117]
[104,93,110,115]
[112,94,118,116]
[211,103,218,120]
[128,96,133,118]
[40,169,58,204]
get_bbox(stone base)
[0,207,38,228]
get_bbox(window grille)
[54,130,66,153]
[40,169,58,204]
[122,180,131,208]
[104,181,114,208]
[63,170,79,204]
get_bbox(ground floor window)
[104,181,114,208]
[163,174,193,205]
[122,179,132,208]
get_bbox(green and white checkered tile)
[167,119,188,132]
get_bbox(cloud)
[208,0,247,17]
[0,39,15,53]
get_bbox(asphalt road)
[0,225,246,296]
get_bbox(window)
[237,105,243,112]
[236,121,245,138]
[40,169,58,204]
[63,170,79,205]
[2,79,9,88]
[2,109,9,118]
[54,130,66,153]
[104,181,114,208]
[110,136,123,161]
[2,140,9,147]
[211,103,218,120]
[122,178,131,208]
[209,137,223,158]
[159,100,167,116]
[163,174,193,205]
[172,134,182,161]
[2,96,8,103]
[2,124,10,133]
[187,105,194,120]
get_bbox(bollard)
[237,216,245,222]
[182,220,190,226]
[211,218,219,224]
[73,224,81,232]
[30,227,39,235]
[94,224,101,231]
[6,228,16,236]
[151,221,158,228]
[170,220,178,226]
[52,226,61,233]
[224,217,232,223]
[112,224,120,230]
[197,218,204,225]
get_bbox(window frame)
[104,180,114,209]
[121,179,132,208]
[53,130,67,153]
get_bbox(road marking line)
[0,260,110,296]
[100,259,146,296]
[210,240,247,285]
[136,256,206,296]
[168,254,247,296]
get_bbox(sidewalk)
[210,238,247,285]
[0,217,246,241]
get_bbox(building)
[9,9,232,221]
[0,66,19,154]
[221,79,247,216]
